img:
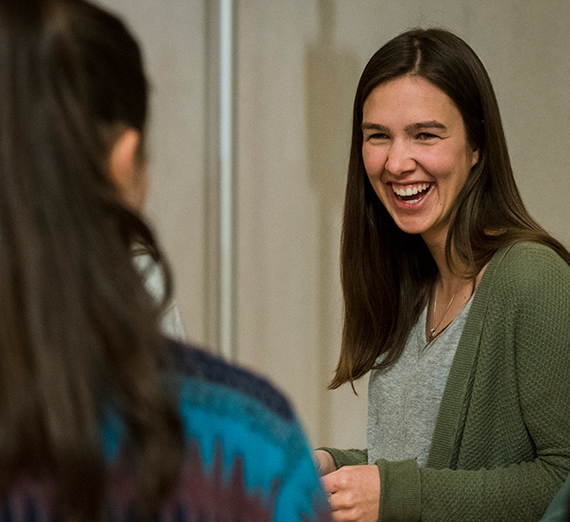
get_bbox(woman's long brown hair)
[0,0,184,519]
[331,28,570,390]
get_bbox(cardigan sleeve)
[316,448,368,469]
[375,243,570,522]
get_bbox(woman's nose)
[385,140,416,176]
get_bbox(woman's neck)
[423,232,488,343]
[422,229,466,289]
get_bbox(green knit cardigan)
[323,242,570,522]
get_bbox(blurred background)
[96,0,570,450]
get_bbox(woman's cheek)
[362,149,385,180]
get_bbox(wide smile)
[390,182,433,204]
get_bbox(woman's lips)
[391,182,433,204]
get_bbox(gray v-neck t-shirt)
[367,298,473,467]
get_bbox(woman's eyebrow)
[361,122,390,132]
[405,120,447,132]
[361,121,447,132]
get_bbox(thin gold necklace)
[427,284,457,345]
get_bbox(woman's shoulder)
[163,339,330,522]
[498,240,568,264]
[165,339,312,478]
[166,339,296,423]
[492,241,570,283]
[480,241,570,315]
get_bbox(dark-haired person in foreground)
[0,1,330,521]
[313,28,570,521]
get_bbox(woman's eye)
[416,132,438,140]
[367,133,389,140]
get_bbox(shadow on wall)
[305,0,360,446]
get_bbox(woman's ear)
[471,146,480,168]
[108,128,147,209]
[109,127,140,192]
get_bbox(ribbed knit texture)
[322,242,570,522]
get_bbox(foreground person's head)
[0,1,183,518]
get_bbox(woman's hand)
[321,465,380,522]
[313,449,337,476]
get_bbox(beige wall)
[97,0,570,449]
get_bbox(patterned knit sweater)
[323,242,570,522]
[1,341,331,522]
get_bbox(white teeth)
[393,183,430,197]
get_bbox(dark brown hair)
[0,0,184,519]
[331,28,570,389]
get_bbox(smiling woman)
[361,75,479,243]
[313,27,570,522]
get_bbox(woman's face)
[361,74,479,246]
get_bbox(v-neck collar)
[426,245,513,469]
